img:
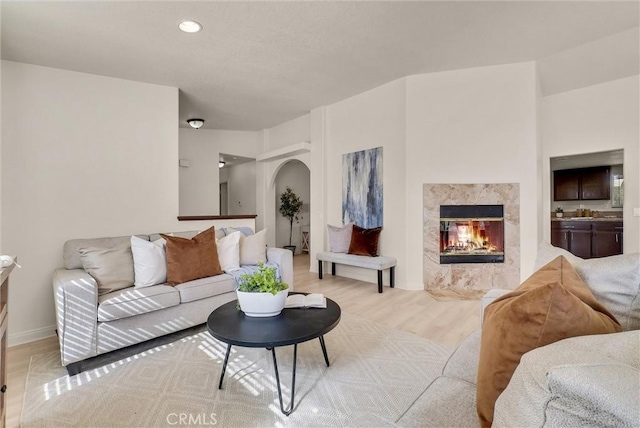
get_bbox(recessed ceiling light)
[179,20,202,33]
[219,161,226,168]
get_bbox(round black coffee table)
[207,294,341,416]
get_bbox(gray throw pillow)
[327,223,354,253]
[535,242,640,331]
[79,245,135,295]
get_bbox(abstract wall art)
[342,147,383,228]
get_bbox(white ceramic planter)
[556,213,563,218]
[236,289,289,317]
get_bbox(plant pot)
[556,213,563,218]
[283,245,296,254]
[236,289,289,317]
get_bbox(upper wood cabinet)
[553,166,610,201]
[580,167,610,200]
[553,169,580,201]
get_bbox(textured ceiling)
[2,1,638,130]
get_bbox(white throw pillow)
[327,223,354,253]
[130,236,167,287]
[216,231,241,272]
[240,229,267,265]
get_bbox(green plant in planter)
[555,207,564,213]
[279,187,304,247]
[237,262,289,294]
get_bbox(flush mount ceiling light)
[219,161,226,168]
[187,118,204,129]
[179,20,202,33]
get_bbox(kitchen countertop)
[551,217,623,222]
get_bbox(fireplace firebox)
[439,205,504,264]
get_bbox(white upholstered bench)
[316,252,397,293]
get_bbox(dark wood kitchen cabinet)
[553,166,610,201]
[551,221,592,258]
[553,169,581,201]
[592,222,623,258]
[580,167,611,200]
[551,220,623,259]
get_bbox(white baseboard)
[9,325,57,347]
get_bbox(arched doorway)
[274,160,311,254]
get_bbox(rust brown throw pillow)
[347,225,382,256]
[476,256,621,428]
[161,226,223,285]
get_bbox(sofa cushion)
[477,256,622,427]
[535,242,640,331]
[79,245,135,295]
[396,376,478,428]
[239,228,267,265]
[348,225,382,256]
[98,285,180,322]
[175,274,236,303]
[131,236,167,287]
[216,231,241,272]
[442,330,481,384]
[493,330,640,428]
[64,235,149,269]
[161,227,223,285]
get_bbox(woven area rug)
[21,313,449,427]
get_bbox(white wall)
[1,62,253,345]
[266,114,310,151]
[274,160,310,252]
[257,115,314,251]
[405,62,539,288]
[325,79,407,286]
[541,75,640,252]
[179,128,259,215]
[224,162,257,215]
[276,63,539,290]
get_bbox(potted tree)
[279,186,304,254]
[236,263,289,317]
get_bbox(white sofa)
[53,228,293,376]
[397,244,640,427]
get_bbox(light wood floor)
[6,254,480,427]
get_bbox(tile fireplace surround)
[423,183,520,299]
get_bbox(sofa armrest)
[53,269,99,366]
[267,247,294,291]
[493,330,640,428]
[481,289,511,324]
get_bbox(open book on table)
[285,293,327,309]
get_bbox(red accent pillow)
[348,225,382,256]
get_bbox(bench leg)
[331,263,336,276]
[390,267,395,288]
[318,260,323,280]
[377,270,383,293]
